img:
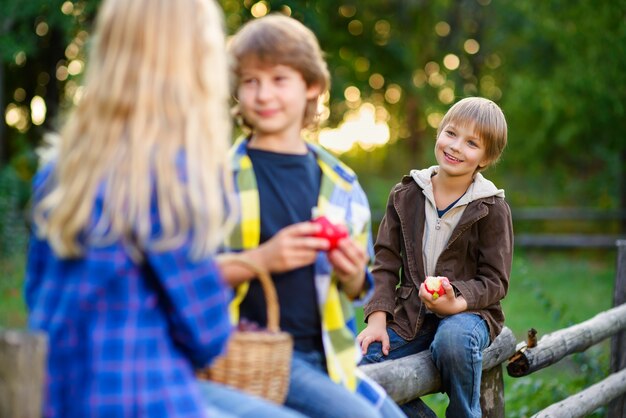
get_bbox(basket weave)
[198,254,293,404]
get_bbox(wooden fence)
[2,240,625,417]
[512,208,626,248]
[361,239,626,417]
[371,207,626,248]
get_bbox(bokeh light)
[318,103,390,154]
[61,1,73,15]
[443,54,460,70]
[435,21,451,37]
[384,84,402,104]
[250,1,269,18]
[344,86,361,103]
[427,112,443,129]
[338,5,356,18]
[464,39,480,54]
[369,73,385,90]
[30,96,47,126]
[35,22,49,37]
[348,20,363,35]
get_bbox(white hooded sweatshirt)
[410,166,506,277]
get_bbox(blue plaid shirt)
[25,164,233,418]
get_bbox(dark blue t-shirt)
[240,147,324,353]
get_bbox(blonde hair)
[437,97,508,170]
[228,14,330,128]
[34,0,234,260]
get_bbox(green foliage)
[2,0,625,213]
[492,1,626,209]
[0,163,30,328]
[0,165,30,256]
[0,250,27,329]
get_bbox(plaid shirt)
[226,137,382,395]
[25,164,233,418]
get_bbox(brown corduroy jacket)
[363,175,514,342]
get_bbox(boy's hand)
[357,311,389,355]
[252,222,329,274]
[327,236,368,298]
[418,277,468,315]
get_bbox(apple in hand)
[312,215,349,251]
[424,276,447,300]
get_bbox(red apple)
[424,276,446,299]
[312,215,349,251]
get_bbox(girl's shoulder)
[31,162,56,200]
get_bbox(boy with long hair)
[218,13,405,418]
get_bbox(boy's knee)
[431,331,466,363]
[431,316,488,363]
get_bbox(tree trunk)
[404,95,424,167]
[1,61,6,166]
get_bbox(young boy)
[357,97,513,418]
[217,13,405,418]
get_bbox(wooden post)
[0,330,48,418]
[609,239,626,418]
[480,364,505,418]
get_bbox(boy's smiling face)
[237,59,320,142]
[435,122,489,179]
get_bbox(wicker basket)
[198,254,293,404]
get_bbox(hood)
[410,165,505,205]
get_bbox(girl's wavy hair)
[437,97,508,171]
[34,0,235,260]
[228,13,330,130]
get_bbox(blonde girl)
[25,1,302,417]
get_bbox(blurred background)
[1,1,625,416]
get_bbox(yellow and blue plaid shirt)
[225,136,376,392]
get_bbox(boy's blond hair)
[34,0,233,259]
[228,14,330,128]
[437,97,508,170]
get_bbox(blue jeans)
[198,379,305,418]
[285,350,406,418]
[359,313,489,418]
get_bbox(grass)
[1,248,619,416]
[0,251,27,329]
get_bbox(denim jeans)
[359,313,490,418]
[285,349,406,418]
[198,379,306,418]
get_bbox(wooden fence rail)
[371,208,626,248]
[359,327,517,411]
[361,239,626,418]
[507,303,626,377]
[531,368,626,418]
[512,207,626,248]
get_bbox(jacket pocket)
[395,285,414,300]
[393,285,418,334]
